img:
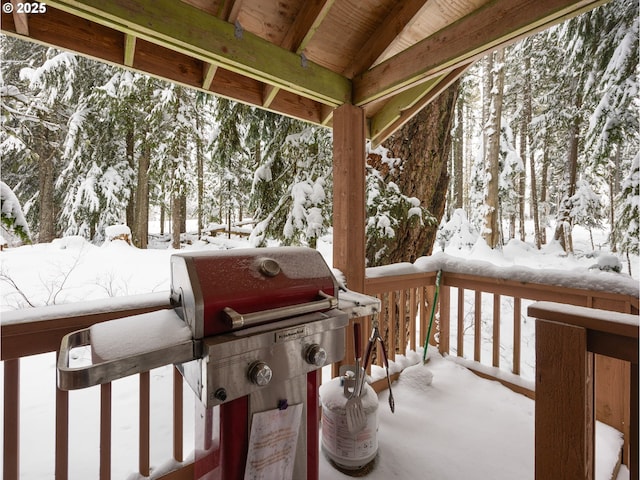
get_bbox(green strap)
[423,270,442,363]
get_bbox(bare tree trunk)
[125,126,135,229]
[133,141,150,248]
[366,81,459,265]
[160,182,166,236]
[171,193,181,249]
[540,140,550,245]
[518,92,527,241]
[453,94,464,210]
[483,49,505,249]
[609,144,621,252]
[38,149,56,243]
[196,115,204,239]
[554,90,581,253]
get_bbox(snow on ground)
[0,221,635,479]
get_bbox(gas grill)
[57,246,378,480]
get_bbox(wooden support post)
[630,362,638,480]
[535,319,594,480]
[3,359,19,480]
[139,372,150,476]
[332,103,366,292]
[100,383,112,480]
[55,351,69,480]
[332,103,366,377]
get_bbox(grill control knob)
[248,361,272,386]
[305,344,327,367]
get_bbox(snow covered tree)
[250,117,333,248]
[615,153,639,261]
[0,181,31,245]
[482,49,505,248]
[1,37,78,242]
[365,81,458,265]
[553,0,638,252]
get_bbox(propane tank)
[320,370,378,472]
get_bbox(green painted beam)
[124,33,136,67]
[369,78,440,142]
[45,0,351,106]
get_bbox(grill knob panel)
[305,344,327,367]
[248,361,273,386]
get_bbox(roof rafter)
[44,0,351,106]
[353,0,609,106]
[370,63,470,147]
[343,0,430,79]
[262,0,335,108]
[9,0,29,35]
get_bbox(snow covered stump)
[104,224,132,245]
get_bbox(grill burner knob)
[248,361,273,386]
[305,344,327,367]
[214,388,227,402]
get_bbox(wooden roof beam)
[370,63,470,147]
[343,0,430,79]
[202,0,242,91]
[44,0,351,107]
[9,0,29,35]
[262,0,335,109]
[353,0,610,106]
[124,33,136,67]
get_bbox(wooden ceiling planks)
[377,0,490,63]
[303,0,397,74]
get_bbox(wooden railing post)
[3,358,19,480]
[535,319,594,479]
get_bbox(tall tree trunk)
[180,194,187,234]
[133,141,150,248]
[524,55,541,249]
[365,81,459,265]
[609,144,621,252]
[554,89,581,253]
[483,49,505,249]
[540,142,550,245]
[125,126,135,229]
[38,148,56,243]
[196,115,204,239]
[518,99,527,242]
[453,94,464,210]
[171,193,181,249]
[160,182,166,236]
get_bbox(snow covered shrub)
[0,181,31,245]
[436,209,479,251]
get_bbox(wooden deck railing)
[529,302,638,479]
[360,265,638,475]
[2,266,638,479]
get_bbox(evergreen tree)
[615,153,639,261]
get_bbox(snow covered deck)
[319,350,628,480]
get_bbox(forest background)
[1,0,638,270]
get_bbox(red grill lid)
[170,247,338,338]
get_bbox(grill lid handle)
[222,291,337,330]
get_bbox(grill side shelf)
[57,328,199,390]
